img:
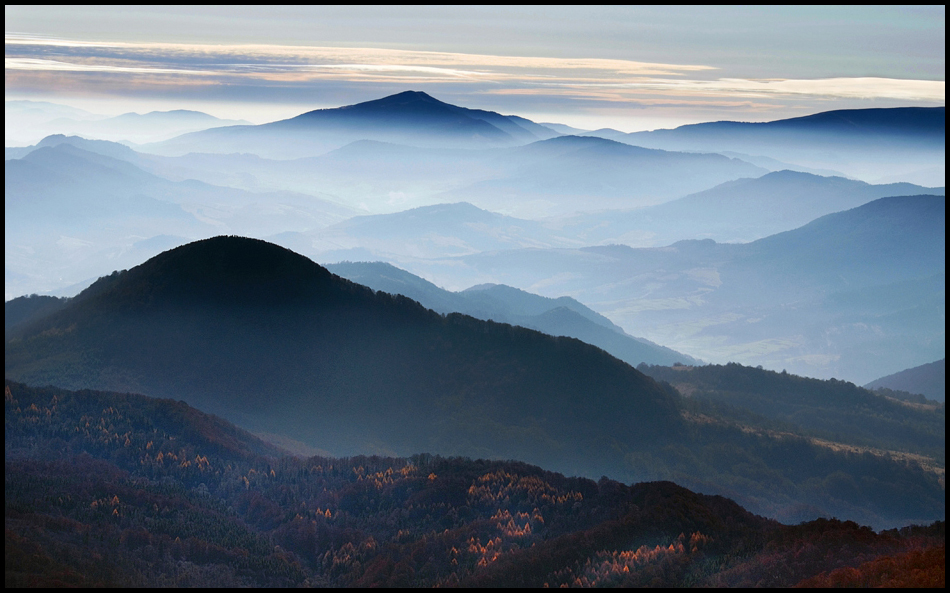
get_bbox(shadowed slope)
[5,236,679,479]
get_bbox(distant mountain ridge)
[621,107,945,185]
[144,91,562,158]
[626,107,945,147]
[326,260,701,367]
[5,102,250,145]
[275,201,581,260]
[435,135,767,215]
[4,139,356,299]
[866,359,946,402]
[429,194,945,384]
[548,169,943,246]
[293,90,560,144]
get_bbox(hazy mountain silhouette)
[6,143,194,226]
[622,107,945,185]
[326,260,700,367]
[536,120,585,133]
[421,195,945,384]
[5,103,249,145]
[43,127,768,219]
[271,201,581,262]
[6,99,107,146]
[216,135,766,216]
[77,109,251,144]
[551,170,944,246]
[627,107,945,148]
[144,91,561,158]
[5,235,681,480]
[6,139,353,230]
[133,92,770,215]
[865,359,945,403]
[578,127,634,142]
[106,140,501,211]
[716,151,849,177]
[7,133,142,161]
[5,140,356,299]
[436,135,767,215]
[108,109,249,127]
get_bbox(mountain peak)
[75,235,343,311]
[335,90,450,113]
[372,90,439,102]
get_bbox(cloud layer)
[5,32,945,129]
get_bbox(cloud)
[5,57,208,76]
[5,32,126,48]
[4,34,714,82]
[583,76,947,102]
[5,33,944,129]
[7,34,943,103]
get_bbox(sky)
[5,6,946,132]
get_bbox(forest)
[5,380,944,587]
[639,362,945,463]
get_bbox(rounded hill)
[5,236,681,480]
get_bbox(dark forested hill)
[5,380,945,588]
[4,236,679,481]
[639,362,945,463]
[4,294,69,340]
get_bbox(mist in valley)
[6,93,944,384]
[4,8,946,586]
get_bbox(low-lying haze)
[4,6,946,388]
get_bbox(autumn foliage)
[5,381,945,587]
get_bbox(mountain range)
[621,106,946,186]
[4,137,355,299]
[264,169,941,267]
[5,235,944,528]
[548,170,943,246]
[143,91,561,158]
[325,260,701,367]
[5,88,946,586]
[137,98,944,188]
[4,236,680,480]
[401,194,945,384]
[4,94,945,387]
[5,100,250,145]
[271,201,581,262]
[435,135,767,216]
[143,132,769,216]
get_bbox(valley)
[5,8,946,585]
